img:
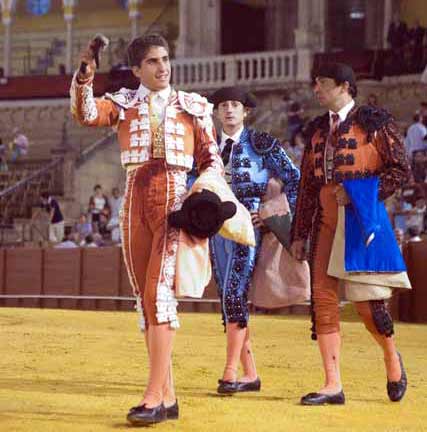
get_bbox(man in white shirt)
[208,87,300,395]
[404,114,427,159]
[108,187,123,243]
[291,62,409,406]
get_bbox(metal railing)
[0,157,64,225]
[76,131,117,168]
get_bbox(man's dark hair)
[93,184,102,191]
[40,191,49,199]
[127,34,169,67]
[312,62,358,98]
[85,234,94,244]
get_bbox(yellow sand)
[0,307,426,432]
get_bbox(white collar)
[221,126,244,145]
[137,84,171,101]
[329,99,355,123]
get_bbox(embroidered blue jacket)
[226,128,300,214]
[208,128,300,327]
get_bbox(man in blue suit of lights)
[209,87,300,394]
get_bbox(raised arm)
[69,41,120,127]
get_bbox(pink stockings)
[142,324,176,408]
[223,323,258,382]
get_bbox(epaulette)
[178,90,213,117]
[105,87,138,109]
[249,129,278,155]
[356,105,393,134]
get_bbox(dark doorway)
[327,0,366,51]
[221,0,266,54]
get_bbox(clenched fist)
[333,185,351,206]
[77,40,98,82]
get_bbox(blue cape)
[343,177,406,272]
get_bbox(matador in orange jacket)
[290,62,410,406]
[70,34,223,425]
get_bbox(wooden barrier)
[1,241,426,320]
[4,248,42,307]
[0,249,4,295]
[400,241,427,323]
[81,247,121,310]
[0,246,311,316]
[43,248,81,309]
[119,250,134,311]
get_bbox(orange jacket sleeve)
[70,72,120,127]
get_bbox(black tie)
[221,138,233,166]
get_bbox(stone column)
[294,0,326,81]
[365,1,382,49]
[176,0,220,58]
[265,0,298,51]
[62,0,76,74]
[0,0,15,77]
[128,0,142,40]
[296,0,326,52]
[383,0,396,49]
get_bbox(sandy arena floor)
[0,307,426,432]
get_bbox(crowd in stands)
[387,13,427,74]
[32,184,123,249]
[0,128,29,172]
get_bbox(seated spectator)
[74,213,92,243]
[9,128,29,162]
[406,197,426,232]
[394,228,405,250]
[407,225,422,242]
[55,227,78,248]
[401,183,425,207]
[108,187,123,244]
[109,187,123,218]
[81,234,98,248]
[98,213,110,240]
[88,184,110,227]
[404,113,427,161]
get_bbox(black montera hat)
[209,87,257,109]
[312,62,357,93]
[168,189,237,239]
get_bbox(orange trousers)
[312,184,341,334]
[121,160,187,328]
